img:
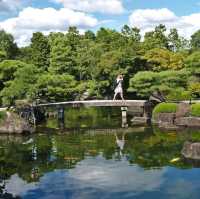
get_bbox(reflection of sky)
[4,156,200,199]
[5,174,36,197]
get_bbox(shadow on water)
[1,107,200,199]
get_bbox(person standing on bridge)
[113,74,124,100]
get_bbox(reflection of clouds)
[5,157,200,199]
[5,174,36,197]
[4,156,167,199]
[68,156,166,194]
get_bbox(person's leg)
[120,92,124,100]
[113,92,118,100]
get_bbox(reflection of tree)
[1,128,200,187]
[45,107,121,129]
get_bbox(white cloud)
[129,8,200,39]
[0,7,98,46]
[52,0,125,15]
[0,0,21,13]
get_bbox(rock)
[0,111,35,134]
[176,103,190,118]
[131,117,149,126]
[175,117,200,127]
[80,91,90,100]
[154,113,176,125]
[182,141,200,160]
[158,122,179,130]
[149,91,165,103]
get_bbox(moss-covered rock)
[153,103,178,122]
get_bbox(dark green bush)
[191,103,200,117]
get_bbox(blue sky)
[1,0,200,46]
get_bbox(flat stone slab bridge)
[36,100,147,108]
[34,100,148,128]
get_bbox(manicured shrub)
[191,103,200,117]
[153,103,178,117]
[0,111,6,124]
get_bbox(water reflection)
[46,107,122,129]
[115,133,126,158]
[1,127,200,198]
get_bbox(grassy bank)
[153,103,178,118]
[153,102,200,118]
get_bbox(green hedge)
[191,103,200,117]
[153,103,178,118]
[0,111,6,124]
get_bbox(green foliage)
[0,25,200,104]
[49,33,75,74]
[168,28,189,52]
[128,69,191,98]
[166,88,192,101]
[144,48,184,71]
[0,63,41,105]
[0,60,27,82]
[0,60,29,93]
[153,103,178,117]
[143,24,169,50]
[191,30,200,49]
[188,82,200,98]
[0,30,18,59]
[0,50,6,62]
[185,51,200,68]
[0,111,6,124]
[121,25,141,43]
[35,73,78,101]
[191,103,200,117]
[30,32,50,70]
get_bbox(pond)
[1,107,200,199]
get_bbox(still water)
[1,107,200,199]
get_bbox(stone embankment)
[0,110,34,134]
[153,102,200,130]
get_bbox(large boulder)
[155,113,176,124]
[182,141,200,160]
[175,103,190,118]
[0,111,35,134]
[175,117,200,127]
[131,117,149,126]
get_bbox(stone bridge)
[34,100,150,128]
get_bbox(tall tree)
[144,48,185,71]
[191,30,200,50]
[0,63,40,105]
[143,24,169,50]
[49,33,75,74]
[0,30,18,59]
[30,32,50,70]
[0,60,27,91]
[121,25,141,43]
[168,28,189,52]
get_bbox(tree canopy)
[0,25,199,105]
